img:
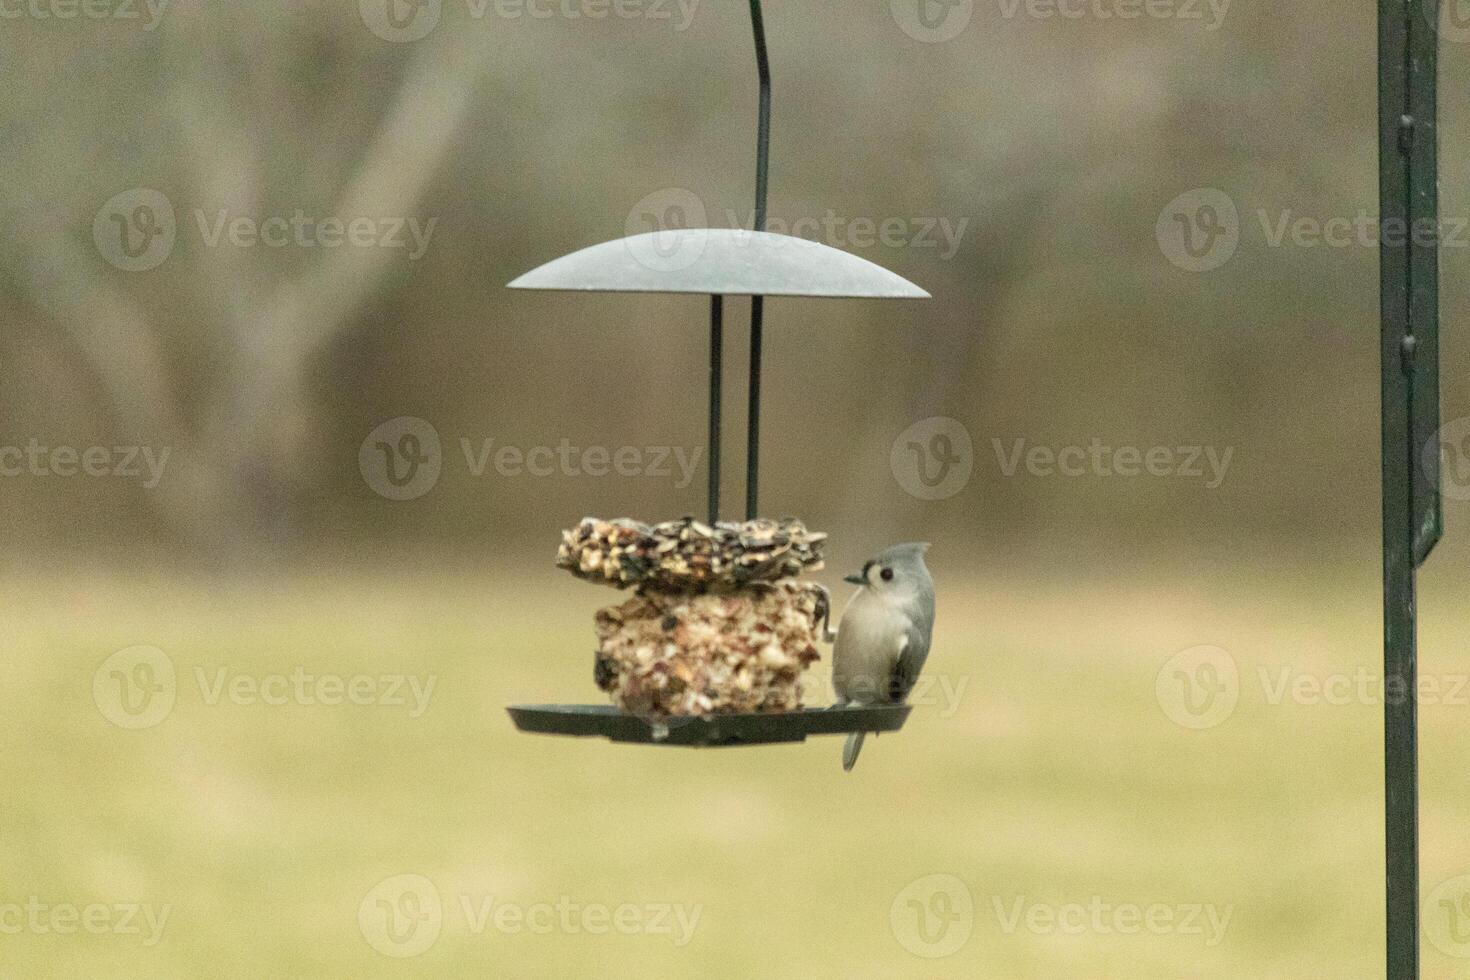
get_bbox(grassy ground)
[3,559,1469,978]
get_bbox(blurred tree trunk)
[2,23,489,559]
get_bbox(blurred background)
[2,0,1469,976]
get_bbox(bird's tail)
[842,732,866,772]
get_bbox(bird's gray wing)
[889,617,932,702]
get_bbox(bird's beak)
[843,573,866,586]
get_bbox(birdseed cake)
[591,580,829,717]
[558,515,832,717]
[557,515,826,591]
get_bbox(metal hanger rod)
[708,295,723,525]
[749,0,770,233]
[745,0,770,521]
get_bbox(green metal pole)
[1378,2,1442,976]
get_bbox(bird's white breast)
[832,591,910,704]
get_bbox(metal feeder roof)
[506,229,930,299]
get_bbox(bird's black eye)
[880,567,894,582]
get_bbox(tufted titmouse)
[831,543,935,771]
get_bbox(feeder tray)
[504,0,929,747]
[506,704,911,747]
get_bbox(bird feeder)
[504,0,929,746]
